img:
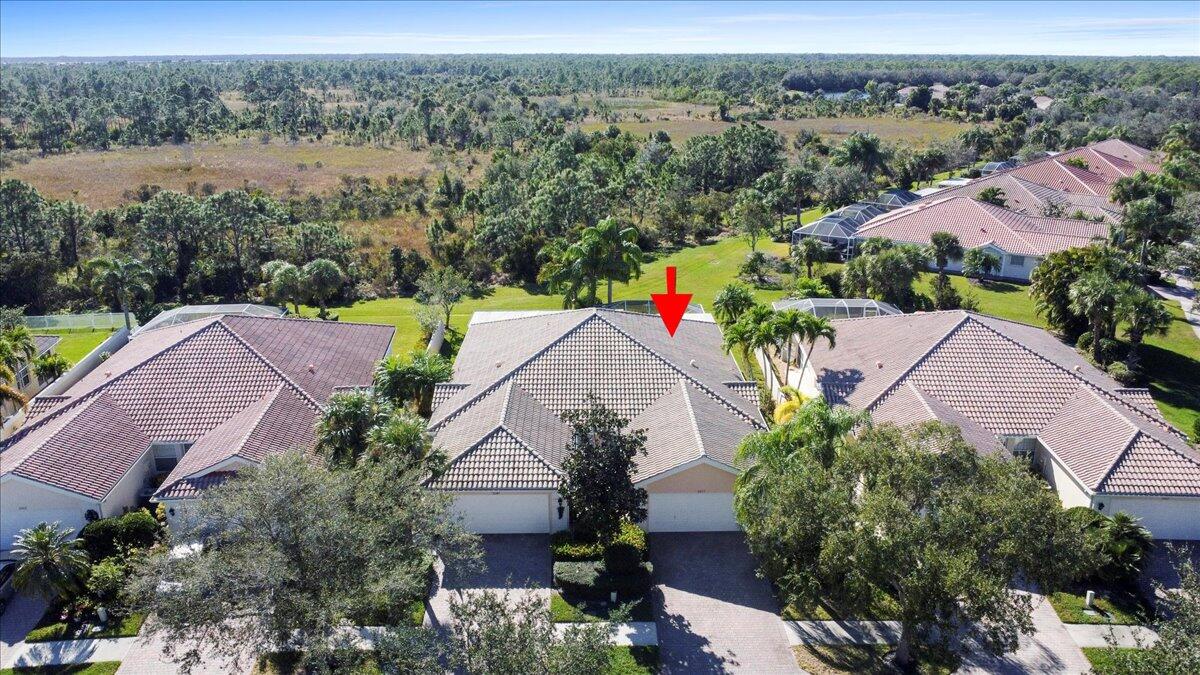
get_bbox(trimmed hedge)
[80,509,159,561]
[551,531,604,562]
[553,560,653,601]
[603,522,648,575]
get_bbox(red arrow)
[651,266,693,337]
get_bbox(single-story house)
[915,174,1121,223]
[1,335,61,423]
[426,308,765,534]
[0,315,393,551]
[771,298,901,320]
[851,195,1109,281]
[799,310,1200,540]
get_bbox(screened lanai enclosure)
[134,304,287,334]
[771,297,902,319]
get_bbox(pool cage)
[771,297,902,320]
[602,299,706,315]
[134,304,287,335]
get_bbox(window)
[152,442,191,475]
[1008,255,1026,267]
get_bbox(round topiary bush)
[1107,361,1137,385]
[1097,338,1122,365]
[1075,331,1094,353]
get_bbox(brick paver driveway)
[428,534,552,629]
[650,533,799,674]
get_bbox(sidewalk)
[0,595,48,668]
[784,620,901,645]
[7,637,136,668]
[1150,277,1200,341]
[1064,623,1160,649]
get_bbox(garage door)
[2,508,85,551]
[646,493,740,532]
[453,493,550,534]
[1102,497,1200,540]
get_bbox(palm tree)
[772,387,807,425]
[712,283,756,327]
[302,258,345,320]
[32,352,70,384]
[88,256,154,331]
[12,522,90,600]
[366,409,432,464]
[374,350,453,416]
[721,318,756,372]
[794,237,827,279]
[315,389,387,467]
[1117,288,1172,362]
[832,131,891,178]
[0,325,38,406]
[587,217,643,305]
[770,310,806,387]
[744,306,784,386]
[1069,270,1123,363]
[1099,512,1152,584]
[794,313,837,385]
[261,260,304,315]
[925,231,963,277]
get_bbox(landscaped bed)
[1081,646,1151,674]
[550,591,653,623]
[1047,589,1148,625]
[24,606,145,643]
[549,522,654,624]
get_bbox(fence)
[24,313,134,331]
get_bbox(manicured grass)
[253,652,380,675]
[608,645,660,675]
[550,591,654,623]
[1082,647,1150,674]
[917,275,1049,327]
[1140,300,1200,439]
[0,663,121,675]
[39,329,114,366]
[25,609,145,643]
[316,236,792,353]
[1047,590,1147,625]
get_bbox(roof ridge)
[864,313,972,412]
[213,320,324,411]
[679,379,708,463]
[429,311,597,429]
[974,199,1045,254]
[1090,424,1144,492]
[2,318,226,445]
[467,308,591,327]
[965,316,1185,438]
[459,425,563,478]
[224,314,397,330]
[592,312,765,427]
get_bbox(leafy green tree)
[559,400,648,541]
[841,245,925,308]
[416,266,470,328]
[1030,246,1129,341]
[140,190,204,302]
[202,189,286,295]
[50,200,92,270]
[733,188,771,252]
[127,452,478,673]
[961,248,1000,284]
[0,179,52,255]
[712,283,756,327]
[736,422,1087,670]
[88,256,155,331]
[259,260,303,314]
[301,258,344,319]
[12,522,90,600]
[374,350,453,416]
[816,164,875,209]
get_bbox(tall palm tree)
[0,325,38,405]
[770,309,806,387]
[925,231,963,277]
[712,283,756,327]
[88,256,154,331]
[794,313,837,385]
[12,522,90,600]
[721,319,755,373]
[794,237,827,279]
[1117,288,1172,361]
[374,350,453,416]
[315,389,388,468]
[831,131,890,178]
[1069,270,1123,363]
[587,217,643,305]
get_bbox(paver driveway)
[650,533,800,674]
[428,534,552,629]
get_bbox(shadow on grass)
[1140,342,1200,417]
[978,280,1024,294]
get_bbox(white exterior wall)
[1036,446,1094,508]
[450,492,568,534]
[0,478,98,552]
[645,493,739,532]
[1094,496,1200,541]
[100,450,153,518]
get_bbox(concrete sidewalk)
[1151,277,1200,341]
[0,595,48,668]
[1065,623,1160,649]
[7,637,136,668]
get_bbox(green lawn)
[1082,647,1150,674]
[550,591,654,622]
[318,236,792,354]
[608,646,659,675]
[1140,300,1200,439]
[1047,590,1148,625]
[0,663,121,675]
[25,610,144,643]
[39,329,114,365]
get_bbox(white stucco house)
[426,309,766,534]
[798,310,1200,540]
[0,315,393,552]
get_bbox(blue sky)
[1,1,1198,58]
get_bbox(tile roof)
[808,311,1200,497]
[914,174,1121,222]
[854,196,1109,256]
[428,309,763,491]
[427,428,560,491]
[1,316,392,500]
[156,471,237,500]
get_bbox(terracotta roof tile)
[428,428,560,491]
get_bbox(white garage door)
[2,508,85,551]
[1103,497,1200,541]
[646,493,740,532]
[453,493,550,534]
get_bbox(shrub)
[1107,361,1137,385]
[116,510,160,550]
[1076,331,1093,353]
[603,522,648,575]
[80,509,160,561]
[80,518,121,561]
[551,530,604,562]
[553,560,653,601]
[86,558,126,610]
[1097,338,1122,365]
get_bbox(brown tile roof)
[914,174,1121,222]
[156,471,237,500]
[854,196,1109,256]
[428,310,763,491]
[1,316,392,500]
[808,311,1200,497]
[427,428,560,491]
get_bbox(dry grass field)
[1,139,488,208]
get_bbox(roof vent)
[104,370,112,378]
[495,360,502,369]
[1073,365,1081,372]
[307,363,316,373]
[690,359,698,368]
[876,360,884,369]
